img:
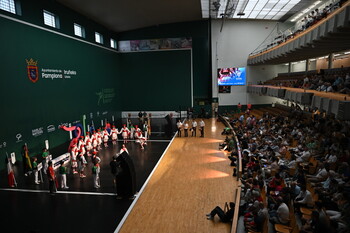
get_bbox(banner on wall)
[25,58,78,83]
[118,37,192,52]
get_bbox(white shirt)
[177,122,182,129]
[199,120,205,127]
[192,121,197,127]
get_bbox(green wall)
[119,50,192,110]
[118,20,212,106]
[0,16,121,168]
[0,1,211,170]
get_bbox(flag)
[24,148,32,170]
[6,157,16,187]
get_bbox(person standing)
[59,161,69,189]
[22,144,32,176]
[143,122,149,139]
[92,161,100,189]
[199,119,205,137]
[110,156,118,191]
[42,148,49,174]
[78,154,87,178]
[183,121,189,137]
[176,120,182,137]
[237,103,242,113]
[191,119,197,137]
[47,161,56,194]
[32,157,39,185]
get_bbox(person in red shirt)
[47,161,56,194]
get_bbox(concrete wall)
[211,19,290,106]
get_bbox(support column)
[288,62,291,74]
[305,59,309,73]
[328,53,334,69]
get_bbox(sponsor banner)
[25,58,77,83]
[47,125,56,133]
[32,127,44,137]
[96,88,115,105]
[15,133,23,143]
[118,37,192,52]
[0,141,7,149]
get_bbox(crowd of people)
[255,0,348,55]
[214,105,350,232]
[264,67,350,95]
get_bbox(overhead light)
[309,58,316,61]
[344,51,350,54]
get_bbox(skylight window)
[202,0,302,20]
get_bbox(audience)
[219,103,350,233]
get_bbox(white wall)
[211,19,290,106]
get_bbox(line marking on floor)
[0,188,119,196]
[113,132,177,233]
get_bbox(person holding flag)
[5,155,16,187]
[22,144,32,176]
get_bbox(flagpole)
[6,152,17,187]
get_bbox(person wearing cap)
[59,160,69,189]
[102,128,110,147]
[84,132,92,155]
[70,143,78,174]
[96,129,103,149]
[110,125,119,144]
[78,136,86,157]
[92,131,98,151]
[120,124,130,144]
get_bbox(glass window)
[110,38,117,49]
[43,10,58,28]
[0,0,16,14]
[74,23,85,38]
[95,32,103,44]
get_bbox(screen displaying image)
[217,67,246,86]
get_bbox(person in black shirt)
[206,202,235,222]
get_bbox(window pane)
[43,10,56,28]
[95,32,103,44]
[110,39,116,48]
[0,0,16,14]
[74,23,82,37]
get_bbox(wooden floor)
[118,118,238,233]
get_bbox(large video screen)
[217,67,246,86]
